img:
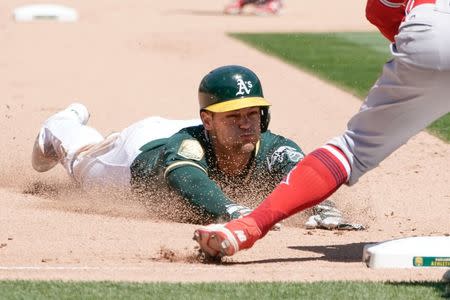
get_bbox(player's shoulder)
[165,124,207,147]
[171,124,204,138]
[164,124,210,163]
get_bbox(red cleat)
[193,217,262,257]
[224,0,247,15]
[254,0,282,16]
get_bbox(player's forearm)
[366,0,406,42]
[166,165,235,218]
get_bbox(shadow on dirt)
[223,242,375,265]
[164,9,260,17]
[288,242,373,262]
[164,9,224,16]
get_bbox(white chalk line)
[0,266,136,271]
[0,265,227,271]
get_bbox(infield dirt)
[0,0,448,282]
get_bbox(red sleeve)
[366,0,406,42]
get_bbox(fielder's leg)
[330,1,450,185]
[194,2,450,257]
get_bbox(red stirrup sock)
[249,145,351,235]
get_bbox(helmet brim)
[203,97,270,113]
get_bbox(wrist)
[225,204,252,220]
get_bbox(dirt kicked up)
[0,0,448,282]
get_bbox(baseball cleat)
[31,103,90,172]
[254,0,282,16]
[60,102,90,126]
[224,0,246,15]
[193,217,262,258]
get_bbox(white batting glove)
[225,204,282,231]
[225,204,253,220]
[305,200,365,230]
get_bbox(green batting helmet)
[198,65,271,132]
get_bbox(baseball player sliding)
[32,65,357,228]
[224,0,282,15]
[194,0,450,257]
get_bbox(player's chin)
[240,142,256,153]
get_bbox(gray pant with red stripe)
[329,0,450,185]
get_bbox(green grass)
[0,280,448,299]
[429,116,450,141]
[2,32,449,300]
[229,32,450,142]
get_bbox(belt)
[406,0,436,13]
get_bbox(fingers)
[193,229,222,257]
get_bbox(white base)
[363,236,450,269]
[13,4,78,22]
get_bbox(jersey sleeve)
[366,0,406,42]
[163,137,209,176]
[166,165,235,218]
[162,131,239,219]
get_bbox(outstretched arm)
[166,165,251,221]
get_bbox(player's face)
[202,107,261,154]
